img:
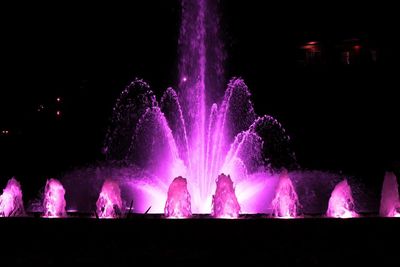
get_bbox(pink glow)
[56,110,61,116]
[107,80,292,214]
[272,170,299,218]
[212,174,240,218]
[164,177,192,218]
[0,178,25,217]
[380,172,400,217]
[96,180,123,218]
[122,170,278,214]
[326,179,357,218]
[56,97,61,102]
[100,1,294,215]
[43,178,66,218]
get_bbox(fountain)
[43,178,67,218]
[212,174,240,218]
[326,179,357,218]
[2,2,399,265]
[101,0,295,215]
[39,0,386,218]
[164,176,192,218]
[380,172,400,217]
[271,170,299,218]
[96,180,123,218]
[0,177,25,217]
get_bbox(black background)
[1,0,399,201]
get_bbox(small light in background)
[353,45,361,55]
[301,41,321,65]
[302,41,320,51]
[182,77,187,82]
[371,50,377,62]
[56,110,61,117]
[56,97,61,103]
[343,51,350,64]
[37,104,45,112]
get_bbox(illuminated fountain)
[101,0,295,214]
[0,178,25,217]
[43,178,67,218]
[96,180,123,218]
[2,1,385,219]
[164,176,192,218]
[212,174,240,218]
[380,172,400,217]
[271,170,299,218]
[326,179,358,218]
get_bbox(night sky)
[1,1,399,199]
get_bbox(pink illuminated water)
[43,178,66,218]
[271,170,299,218]
[212,174,240,218]
[164,177,192,218]
[380,172,400,217]
[102,77,292,213]
[99,0,295,214]
[96,180,123,218]
[0,178,25,217]
[326,179,357,218]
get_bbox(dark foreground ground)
[1,215,399,265]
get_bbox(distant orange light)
[353,45,361,50]
[302,41,319,50]
[302,45,320,52]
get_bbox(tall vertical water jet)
[179,0,225,206]
[179,0,225,126]
[272,170,299,218]
[380,172,400,217]
[96,180,123,218]
[179,0,206,205]
[43,178,67,218]
[0,178,25,217]
[326,179,357,218]
[212,174,240,218]
[164,177,192,218]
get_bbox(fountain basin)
[1,216,399,265]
